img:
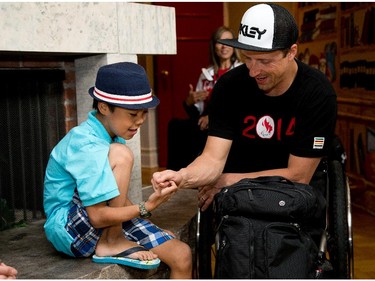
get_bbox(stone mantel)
[0,2,176,55]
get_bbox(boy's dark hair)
[92,99,115,112]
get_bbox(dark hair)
[209,26,240,75]
[92,99,115,112]
[281,48,291,57]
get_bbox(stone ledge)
[0,188,198,279]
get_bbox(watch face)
[141,212,151,219]
[139,202,151,218]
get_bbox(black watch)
[139,201,152,218]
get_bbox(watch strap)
[139,201,152,218]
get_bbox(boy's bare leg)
[151,239,193,279]
[95,144,156,260]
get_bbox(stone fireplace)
[0,2,176,225]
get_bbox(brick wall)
[0,54,78,133]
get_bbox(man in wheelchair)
[153,3,343,279]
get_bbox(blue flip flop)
[92,246,160,270]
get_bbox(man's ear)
[289,44,298,60]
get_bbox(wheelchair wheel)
[195,206,215,279]
[327,160,354,278]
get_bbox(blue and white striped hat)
[89,62,159,110]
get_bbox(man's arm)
[152,136,232,189]
[198,154,322,211]
[218,154,322,187]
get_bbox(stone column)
[75,54,143,203]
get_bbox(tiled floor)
[352,206,375,279]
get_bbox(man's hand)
[197,173,233,211]
[197,185,221,211]
[152,170,183,190]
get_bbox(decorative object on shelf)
[340,60,375,90]
[361,7,375,46]
[299,5,337,43]
[298,42,337,82]
[341,6,375,48]
[325,42,337,82]
[297,2,375,215]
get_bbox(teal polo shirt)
[43,110,125,256]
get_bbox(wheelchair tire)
[327,160,353,278]
[195,206,215,279]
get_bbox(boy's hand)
[146,180,178,211]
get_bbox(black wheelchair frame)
[194,139,354,279]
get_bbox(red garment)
[213,67,230,85]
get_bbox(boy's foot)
[92,246,160,270]
[95,234,158,260]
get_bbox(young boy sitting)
[43,62,192,279]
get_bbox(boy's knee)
[174,242,193,268]
[108,143,134,167]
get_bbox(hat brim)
[218,38,282,52]
[88,87,160,110]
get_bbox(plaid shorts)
[65,191,174,257]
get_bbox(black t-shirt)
[208,60,337,173]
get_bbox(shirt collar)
[87,110,126,144]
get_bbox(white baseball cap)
[219,3,298,52]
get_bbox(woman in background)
[167,26,242,170]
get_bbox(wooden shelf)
[340,3,374,15]
[299,32,338,44]
[296,3,375,192]
[338,89,375,101]
[297,3,323,12]
[340,44,375,55]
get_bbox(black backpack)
[214,176,326,279]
